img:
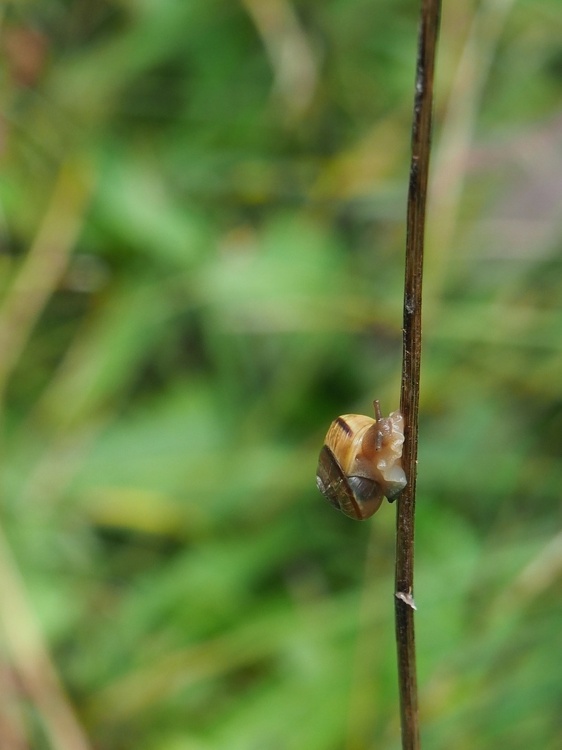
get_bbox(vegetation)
[1,1,562,748]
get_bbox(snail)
[316,400,407,520]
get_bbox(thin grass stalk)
[395,1,441,748]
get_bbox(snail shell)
[316,401,407,520]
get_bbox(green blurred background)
[2,1,562,748]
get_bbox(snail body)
[316,401,407,520]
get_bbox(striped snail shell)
[316,400,407,520]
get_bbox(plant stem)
[395,1,441,748]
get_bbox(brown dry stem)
[395,1,441,748]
